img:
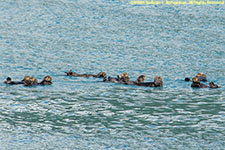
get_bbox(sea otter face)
[6,77,12,81]
[196,73,206,78]
[209,82,214,87]
[22,76,31,82]
[44,76,52,82]
[121,72,129,82]
[96,72,106,78]
[4,77,12,84]
[192,77,200,83]
[154,76,163,86]
[121,72,129,78]
[136,75,145,83]
[30,77,38,83]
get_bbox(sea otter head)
[136,75,145,83]
[121,72,129,78]
[22,76,31,82]
[65,70,73,75]
[209,82,219,88]
[4,77,12,84]
[209,82,215,87]
[154,76,163,87]
[30,77,38,83]
[185,77,191,82]
[43,76,52,82]
[96,72,106,78]
[121,72,130,82]
[196,72,207,81]
[6,77,12,81]
[192,77,200,83]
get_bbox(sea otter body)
[104,72,132,84]
[4,76,32,85]
[23,77,38,86]
[123,75,146,85]
[185,73,208,82]
[39,76,52,85]
[4,77,23,85]
[136,76,163,87]
[65,70,106,78]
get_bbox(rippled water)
[0,0,225,149]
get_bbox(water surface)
[0,0,225,149]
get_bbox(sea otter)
[103,72,129,83]
[23,77,38,86]
[209,82,220,88]
[136,75,145,83]
[191,77,208,88]
[39,76,52,85]
[65,70,106,78]
[4,77,23,85]
[196,73,207,82]
[119,72,130,82]
[136,76,163,87]
[123,75,146,85]
[185,73,207,82]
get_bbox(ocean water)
[0,0,225,149]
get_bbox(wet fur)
[65,70,106,78]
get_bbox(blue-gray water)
[0,0,225,149]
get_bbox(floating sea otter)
[23,76,53,86]
[191,77,220,88]
[136,76,163,87]
[104,72,131,84]
[185,72,207,82]
[4,76,53,86]
[191,77,208,88]
[117,72,130,82]
[121,74,146,85]
[4,77,23,85]
[4,76,31,85]
[65,70,106,78]
[23,76,38,86]
[39,76,52,85]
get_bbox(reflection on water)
[0,0,225,149]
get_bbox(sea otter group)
[184,73,220,88]
[4,70,220,88]
[65,70,163,87]
[4,76,52,86]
